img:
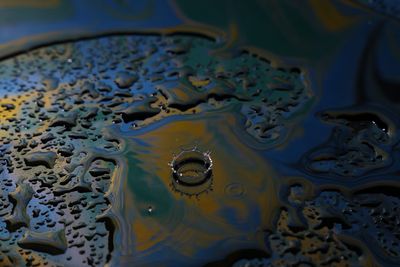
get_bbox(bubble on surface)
[169,148,213,197]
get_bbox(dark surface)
[0,1,400,266]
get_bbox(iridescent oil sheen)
[0,1,399,267]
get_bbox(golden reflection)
[110,111,279,263]
[0,92,30,128]
[309,0,358,31]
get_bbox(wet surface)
[0,0,400,266]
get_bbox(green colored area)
[0,0,74,25]
[174,0,362,60]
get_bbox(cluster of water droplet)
[0,32,312,266]
[302,109,394,177]
[357,0,400,18]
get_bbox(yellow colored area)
[122,111,275,257]
[0,89,57,136]
[133,219,164,251]
[0,92,31,131]
[188,76,210,87]
[309,0,358,31]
